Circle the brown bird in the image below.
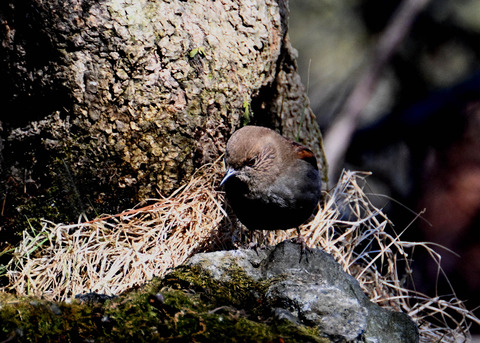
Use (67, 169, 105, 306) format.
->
(220, 126, 322, 246)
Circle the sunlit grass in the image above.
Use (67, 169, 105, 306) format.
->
(2, 159, 478, 342)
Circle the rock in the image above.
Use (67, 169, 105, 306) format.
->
(186, 240, 419, 343)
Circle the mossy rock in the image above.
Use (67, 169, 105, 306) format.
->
(0, 264, 329, 343)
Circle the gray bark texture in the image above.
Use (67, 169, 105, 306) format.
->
(0, 0, 326, 232)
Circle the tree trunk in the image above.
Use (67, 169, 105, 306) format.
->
(0, 0, 326, 234)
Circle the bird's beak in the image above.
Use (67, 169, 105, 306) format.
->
(220, 168, 236, 186)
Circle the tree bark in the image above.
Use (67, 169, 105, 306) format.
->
(0, 0, 326, 233)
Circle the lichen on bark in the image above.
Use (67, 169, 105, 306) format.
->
(0, 0, 326, 233)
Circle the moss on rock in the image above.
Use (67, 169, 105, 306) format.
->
(0, 264, 329, 342)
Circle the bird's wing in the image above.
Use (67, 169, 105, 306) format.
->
(290, 141, 318, 170)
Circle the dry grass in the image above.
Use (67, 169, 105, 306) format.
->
(1, 158, 478, 342)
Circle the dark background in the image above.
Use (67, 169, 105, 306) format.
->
(290, 0, 480, 330)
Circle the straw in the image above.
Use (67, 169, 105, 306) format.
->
(2, 159, 478, 342)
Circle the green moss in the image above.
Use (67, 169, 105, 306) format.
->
(189, 47, 206, 58)
(0, 265, 330, 342)
(162, 265, 270, 315)
(243, 99, 253, 125)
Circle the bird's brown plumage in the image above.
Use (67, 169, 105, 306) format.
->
(221, 126, 322, 231)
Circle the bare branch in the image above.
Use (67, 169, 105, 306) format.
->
(323, 0, 432, 183)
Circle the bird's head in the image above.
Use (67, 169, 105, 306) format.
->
(220, 126, 278, 188)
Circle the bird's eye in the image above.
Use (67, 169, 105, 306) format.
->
(246, 157, 256, 167)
